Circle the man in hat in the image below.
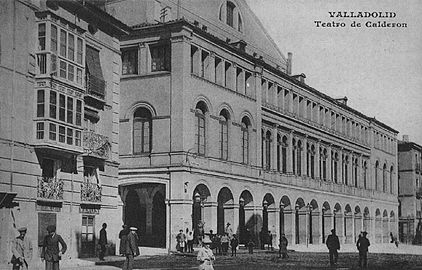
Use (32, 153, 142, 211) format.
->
(122, 227, 140, 270)
(119, 225, 129, 256)
(356, 231, 370, 268)
(41, 225, 67, 270)
(224, 223, 233, 240)
(326, 229, 340, 266)
(11, 227, 33, 270)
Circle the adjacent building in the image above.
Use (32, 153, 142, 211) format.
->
(107, 0, 399, 251)
(398, 137, 422, 244)
(0, 0, 129, 264)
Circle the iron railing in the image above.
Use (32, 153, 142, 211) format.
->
(37, 176, 64, 200)
(81, 181, 102, 202)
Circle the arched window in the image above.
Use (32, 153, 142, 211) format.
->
(310, 145, 315, 179)
(265, 131, 271, 170)
(354, 158, 358, 188)
(375, 161, 379, 190)
(195, 102, 208, 156)
(383, 163, 387, 192)
(390, 166, 394, 194)
(219, 109, 230, 160)
(226, 1, 235, 27)
(241, 117, 250, 164)
(363, 161, 367, 189)
(306, 143, 310, 177)
(322, 149, 327, 180)
(238, 13, 243, 32)
(333, 152, 338, 183)
(297, 140, 302, 176)
(282, 136, 288, 173)
(133, 107, 152, 154)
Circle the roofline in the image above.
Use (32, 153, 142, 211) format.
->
(127, 19, 399, 134)
(398, 141, 422, 151)
(53, 0, 131, 36)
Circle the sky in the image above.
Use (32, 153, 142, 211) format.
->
(246, 0, 422, 145)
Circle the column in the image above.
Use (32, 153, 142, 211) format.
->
(139, 42, 147, 74)
(302, 136, 308, 177)
(203, 201, 218, 234)
(334, 211, 344, 243)
(327, 145, 332, 182)
(284, 209, 295, 245)
(244, 205, 256, 241)
(311, 210, 320, 244)
(354, 214, 362, 243)
(319, 209, 324, 244)
(268, 206, 280, 248)
(315, 140, 321, 180)
(344, 212, 354, 244)
(209, 52, 215, 83)
(272, 125, 278, 171)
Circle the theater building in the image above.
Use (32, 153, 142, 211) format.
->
(110, 0, 399, 250)
(398, 137, 422, 244)
(0, 0, 129, 263)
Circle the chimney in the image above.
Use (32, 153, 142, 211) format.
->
(402, 135, 409, 142)
(287, 52, 292, 75)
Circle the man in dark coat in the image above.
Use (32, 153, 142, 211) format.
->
(278, 233, 289, 259)
(99, 223, 107, 261)
(119, 225, 129, 256)
(41, 225, 67, 270)
(122, 227, 140, 270)
(326, 229, 340, 266)
(356, 231, 370, 268)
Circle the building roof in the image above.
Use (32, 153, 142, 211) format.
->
(398, 141, 422, 152)
(127, 19, 399, 134)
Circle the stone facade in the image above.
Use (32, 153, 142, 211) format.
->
(110, 0, 399, 251)
(0, 0, 129, 264)
(398, 139, 422, 244)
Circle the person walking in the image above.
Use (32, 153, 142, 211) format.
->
(230, 234, 238, 257)
(357, 231, 370, 268)
(220, 233, 229, 255)
(119, 225, 129, 256)
(122, 227, 140, 270)
(278, 233, 289, 259)
(99, 223, 108, 261)
(41, 225, 67, 270)
(11, 227, 33, 270)
(197, 241, 215, 270)
(326, 229, 340, 267)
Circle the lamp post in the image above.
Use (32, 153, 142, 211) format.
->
(239, 197, 245, 244)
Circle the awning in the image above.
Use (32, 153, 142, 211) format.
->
(86, 46, 104, 80)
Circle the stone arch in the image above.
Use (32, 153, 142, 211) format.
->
(193, 95, 213, 115)
(239, 190, 255, 244)
(322, 201, 331, 243)
(217, 102, 235, 122)
(354, 205, 363, 242)
(239, 110, 255, 129)
(382, 209, 389, 243)
(294, 197, 306, 244)
(124, 100, 157, 119)
(262, 193, 276, 248)
(344, 204, 353, 243)
(375, 208, 382, 243)
(309, 199, 319, 244)
(192, 183, 212, 241)
(333, 203, 342, 239)
(217, 187, 234, 235)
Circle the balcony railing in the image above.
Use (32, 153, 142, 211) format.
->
(37, 176, 64, 200)
(83, 131, 110, 160)
(86, 74, 106, 100)
(81, 182, 102, 202)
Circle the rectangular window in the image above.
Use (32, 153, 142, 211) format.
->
(67, 128, 73, 145)
(60, 29, 67, 57)
(76, 100, 82, 126)
(196, 115, 206, 155)
(226, 3, 234, 27)
(38, 23, 46, 50)
(76, 38, 83, 65)
(50, 54, 57, 75)
(75, 130, 81, 146)
(49, 91, 57, 119)
(36, 122, 44, 139)
(68, 33, 75, 61)
(122, 48, 138, 75)
(67, 97, 73, 124)
(59, 126, 65, 143)
(76, 68, 82, 85)
(49, 123, 56, 141)
(59, 94, 65, 121)
(37, 90, 45, 117)
(68, 64, 74, 81)
(201, 50, 209, 78)
(59, 61, 67, 78)
(150, 45, 170, 72)
(51, 25, 58, 53)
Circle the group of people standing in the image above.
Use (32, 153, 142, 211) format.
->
(176, 228, 195, 253)
(326, 229, 371, 268)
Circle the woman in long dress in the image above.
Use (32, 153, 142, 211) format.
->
(197, 241, 215, 270)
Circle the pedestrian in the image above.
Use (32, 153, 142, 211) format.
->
(247, 237, 254, 254)
(41, 225, 67, 270)
(230, 234, 238, 257)
(197, 240, 215, 270)
(225, 223, 233, 240)
(259, 228, 265, 249)
(326, 229, 340, 267)
(11, 227, 33, 270)
(267, 231, 273, 250)
(176, 229, 186, 252)
(99, 223, 107, 261)
(122, 227, 140, 270)
(390, 232, 399, 248)
(187, 229, 194, 253)
(119, 225, 129, 256)
(278, 233, 289, 259)
(220, 233, 229, 255)
(357, 231, 370, 268)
